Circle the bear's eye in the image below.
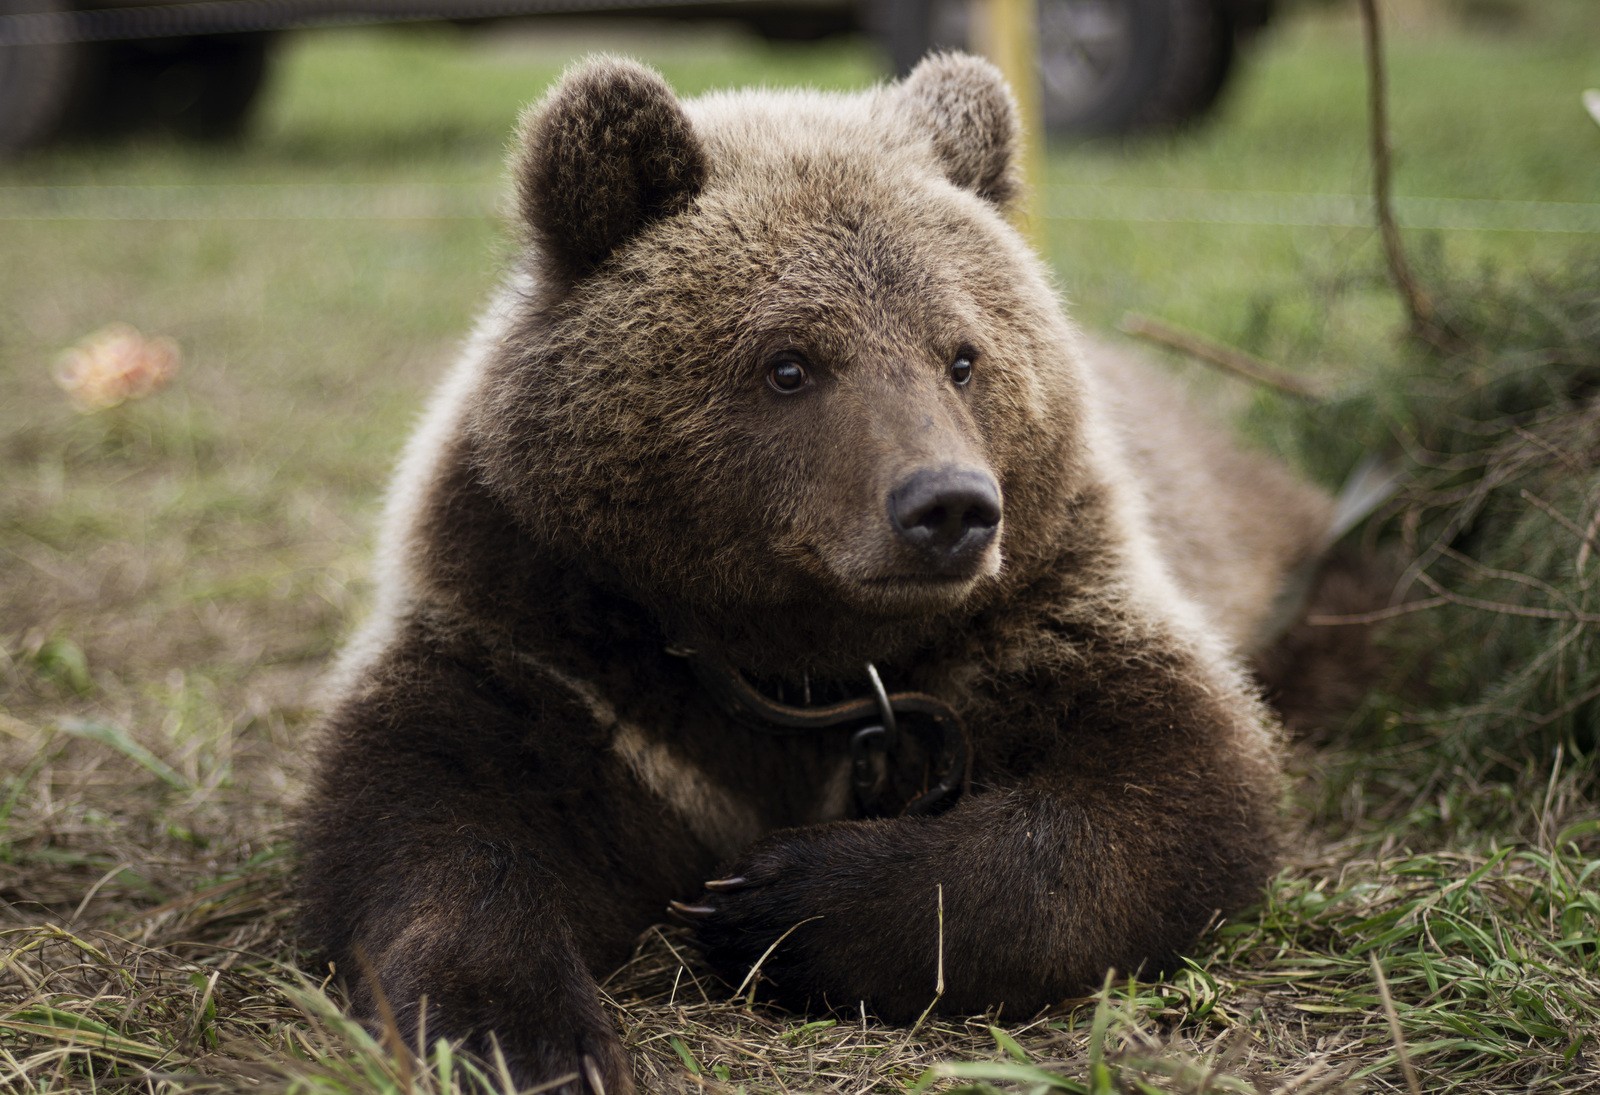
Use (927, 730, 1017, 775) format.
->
(767, 354, 810, 394)
(950, 349, 976, 386)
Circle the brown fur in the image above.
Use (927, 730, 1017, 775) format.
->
(297, 54, 1334, 1094)
(1253, 549, 1394, 737)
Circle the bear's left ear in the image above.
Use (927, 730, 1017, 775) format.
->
(897, 52, 1020, 208)
(514, 57, 708, 284)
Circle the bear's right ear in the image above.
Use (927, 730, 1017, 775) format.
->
(513, 58, 708, 285)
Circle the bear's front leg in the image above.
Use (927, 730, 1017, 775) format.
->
(688, 629, 1282, 1021)
(334, 836, 637, 1094)
(298, 634, 721, 1093)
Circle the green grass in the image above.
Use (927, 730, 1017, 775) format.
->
(3, 2, 1599, 1091)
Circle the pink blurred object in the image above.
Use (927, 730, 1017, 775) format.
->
(55, 324, 181, 412)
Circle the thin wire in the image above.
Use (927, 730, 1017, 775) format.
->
(3, 181, 1596, 231)
(1043, 185, 1600, 235)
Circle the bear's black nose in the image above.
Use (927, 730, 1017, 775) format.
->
(888, 467, 1002, 567)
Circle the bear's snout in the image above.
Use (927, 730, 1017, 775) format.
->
(887, 466, 1002, 573)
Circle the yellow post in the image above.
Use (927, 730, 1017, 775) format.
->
(975, 0, 1044, 249)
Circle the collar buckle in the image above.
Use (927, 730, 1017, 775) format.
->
(676, 649, 969, 817)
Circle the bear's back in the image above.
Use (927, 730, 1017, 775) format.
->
(1084, 335, 1333, 654)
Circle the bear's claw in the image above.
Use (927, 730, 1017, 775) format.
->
(667, 900, 717, 920)
(703, 876, 749, 891)
(581, 1053, 608, 1095)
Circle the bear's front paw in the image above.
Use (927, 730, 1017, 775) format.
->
(498, 1029, 632, 1095)
(362, 955, 635, 1095)
(672, 831, 827, 986)
(674, 823, 943, 1021)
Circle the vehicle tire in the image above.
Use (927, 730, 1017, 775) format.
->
(160, 34, 272, 141)
(913, 0, 1239, 139)
(746, 9, 857, 41)
(0, 0, 89, 153)
(76, 33, 272, 142)
(1035, 0, 1234, 136)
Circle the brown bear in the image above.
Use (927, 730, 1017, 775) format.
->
(296, 53, 1335, 1095)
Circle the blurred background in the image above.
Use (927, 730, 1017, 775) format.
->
(1, 0, 1283, 149)
(3, 3, 1600, 1090)
(0, 0, 1596, 764)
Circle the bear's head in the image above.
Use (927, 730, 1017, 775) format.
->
(468, 55, 1093, 662)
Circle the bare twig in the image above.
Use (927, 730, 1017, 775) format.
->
(1308, 596, 1449, 627)
(1578, 504, 1600, 574)
(1526, 679, 1600, 733)
(1119, 312, 1326, 400)
(1358, 0, 1460, 354)
(1436, 543, 1587, 619)
(1518, 489, 1598, 554)
(1415, 570, 1600, 624)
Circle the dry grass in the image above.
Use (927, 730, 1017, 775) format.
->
(3, 820, 1595, 1092)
